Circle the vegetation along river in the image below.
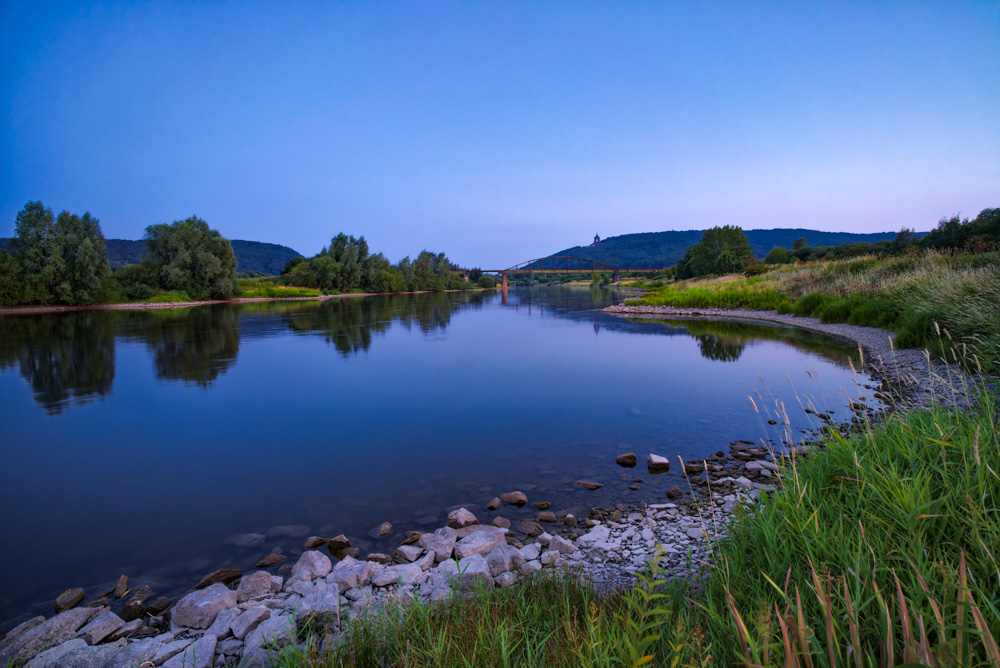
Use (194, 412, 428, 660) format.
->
(0, 286, 882, 631)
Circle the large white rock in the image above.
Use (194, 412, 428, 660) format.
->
(446, 508, 478, 528)
(173, 583, 237, 629)
(76, 610, 125, 645)
(237, 571, 275, 602)
(328, 560, 382, 593)
(454, 528, 507, 560)
(576, 525, 610, 548)
(456, 554, 493, 589)
(394, 544, 423, 562)
(417, 527, 457, 562)
(2, 607, 100, 665)
(290, 551, 332, 583)
(548, 536, 576, 555)
(372, 563, 427, 588)
(231, 606, 271, 641)
(163, 633, 216, 668)
(245, 614, 296, 651)
(519, 543, 541, 561)
(486, 544, 526, 577)
(647, 453, 670, 473)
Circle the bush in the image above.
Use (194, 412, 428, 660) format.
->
(477, 274, 496, 288)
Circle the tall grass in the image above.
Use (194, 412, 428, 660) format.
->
(632, 251, 1000, 371)
(236, 277, 323, 299)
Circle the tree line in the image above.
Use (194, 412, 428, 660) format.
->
(1, 201, 485, 307)
(675, 207, 998, 279)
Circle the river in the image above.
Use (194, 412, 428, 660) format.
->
(0, 286, 880, 630)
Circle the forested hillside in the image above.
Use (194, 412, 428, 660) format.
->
(0, 238, 302, 275)
(548, 228, 906, 268)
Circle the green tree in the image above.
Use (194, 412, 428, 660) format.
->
(0, 251, 24, 306)
(688, 225, 754, 276)
(477, 274, 496, 288)
(54, 211, 110, 304)
(792, 237, 808, 250)
(9, 201, 63, 303)
(144, 216, 237, 300)
(765, 246, 789, 264)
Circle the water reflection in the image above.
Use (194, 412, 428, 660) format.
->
(0, 313, 115, 414)
(0, 292, 498, 411)
(0, 292, 860, 413)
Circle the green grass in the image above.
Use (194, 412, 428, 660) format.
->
(269, 383, 1000, 666)
(236, 278, 323, 299)
(631, 251, 1000, 372)
(141, 290, 193, 303)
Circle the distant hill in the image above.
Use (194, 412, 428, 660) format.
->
(0, 238, 303, 275)
(545, 228, 907, 268)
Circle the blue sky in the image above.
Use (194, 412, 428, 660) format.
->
(2, 1, 998, 268)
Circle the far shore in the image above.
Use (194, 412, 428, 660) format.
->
(0, 287, 494, 317)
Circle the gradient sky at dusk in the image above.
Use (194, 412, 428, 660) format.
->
(3, 1, 998, 267)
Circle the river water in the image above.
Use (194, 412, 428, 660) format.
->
(0, 287, 879, 630)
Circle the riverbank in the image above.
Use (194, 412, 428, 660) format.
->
(603, 303, 979, 411)
(0, 288, 492, 317)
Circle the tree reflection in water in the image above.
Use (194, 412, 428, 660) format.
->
(0, 313, 115, 414)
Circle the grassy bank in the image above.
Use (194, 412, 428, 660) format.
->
(272, 386, 999, 666)
(629, 251, 1000, 373)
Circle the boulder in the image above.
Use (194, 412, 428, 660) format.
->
(245, 614, 296, 651)
(486, 497, 501, 511)
(2, 607, 99, 665)
(52, 588, 86, 613)
(195, 569, 241, 589)
(576, 480, 602, 490)
(500, 491, 527, 507)
(492, 517, 511, 529)
(683, 462, 705, 475)
(152, 639, 194, 665)
(563, 514, 578, 528)
(25, 638, 88, 668)
(76, 610, 125, 645)
(548, 536, 576, 555)
(439, 554, 492, 590)
(537, 511, 557, 523)
(237, 571, 274, 603)
(377, 522, 392, 536)
(415, 551, 436, 571)
(290, 550, 332, 582)
(665, 485, 684, 500)
(417, 527, 457, 562)
(514, 521, 543, 536)
(446, 508, 478, 529)
(577, 525, 611, 548)
(494, 572, 518, 587)
(204, 605, 240, 639)
(256, 553, 286, 568)
(303, 536, 328, 549)
(454, 528, 507, 560)
(327, 534, 352, 549)
(172, 583, 237, 629)
(163, 633, 215, 668)
(394, 544, 423, 562)
(533, 501, 550, 510)
(297, 586, 341, 622)
(486, 544, 526, 577)
(113, 575, 128, 599)
(647, 454, 670, 473)
(328, 560, 381, 593)
(105, 618, 143, 642)
(616, 453, 637, 467)
(519, 543, 542, 561)
(540, 550, 560, 566)
(372, 563, 426, 588)
(367, 552, 393, 565)
(231, 606, 271, 641)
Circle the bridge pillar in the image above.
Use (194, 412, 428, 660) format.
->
(501, 274, 508, 291)
(613, 271, 620, 283)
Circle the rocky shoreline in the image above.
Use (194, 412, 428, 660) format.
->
(1, 303, 972, 668)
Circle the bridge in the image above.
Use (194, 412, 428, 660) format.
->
(479, 256, 667, 290)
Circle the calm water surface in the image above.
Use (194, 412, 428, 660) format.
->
(0, 287, 879, 629)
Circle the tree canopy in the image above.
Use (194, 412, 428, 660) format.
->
(144, 216, 237, 300)
(3, 201, 111, 305)
(678, 225, 755, 278)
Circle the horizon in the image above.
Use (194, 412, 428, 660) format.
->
(3, 2, 997, 267)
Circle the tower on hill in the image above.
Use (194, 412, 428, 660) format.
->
(592, 233, 600, 246)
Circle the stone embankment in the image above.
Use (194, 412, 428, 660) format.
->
(2, 440, 799, 667)
(603, 303, 978, 410)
